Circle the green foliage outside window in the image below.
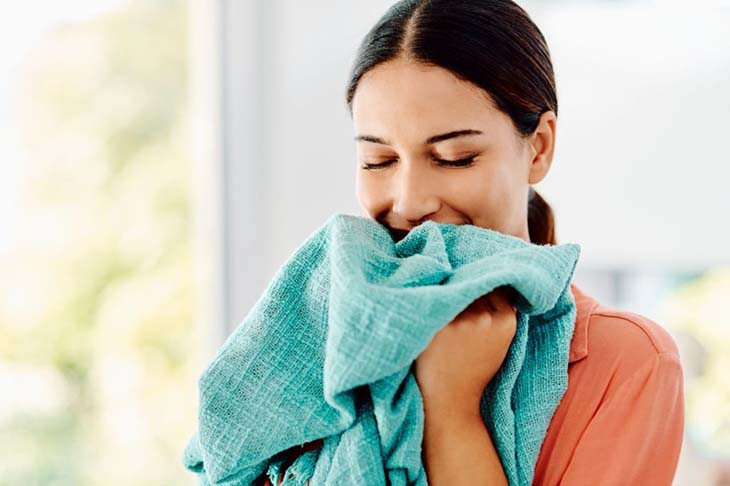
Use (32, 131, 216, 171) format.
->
(0, 1, 200, 484)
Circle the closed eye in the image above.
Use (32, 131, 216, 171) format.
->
(361, 155, 476, 170)
(437, 156, 476, 167)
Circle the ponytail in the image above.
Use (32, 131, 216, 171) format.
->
(527, 187, 556, 246)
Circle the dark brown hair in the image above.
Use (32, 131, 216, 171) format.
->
(345, 0, 558, 245)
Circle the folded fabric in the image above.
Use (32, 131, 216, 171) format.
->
(183, 213, 581, 486)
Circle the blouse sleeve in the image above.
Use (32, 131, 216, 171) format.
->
(559, 351, 685, 485)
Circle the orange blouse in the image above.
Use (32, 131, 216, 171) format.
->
(532, 283, 685, 485)
(263, 283, 685, 486)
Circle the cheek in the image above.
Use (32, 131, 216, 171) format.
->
(446, 165, 516, 222)
(446, 167, 502, 207)
(355, 173, 385, 214)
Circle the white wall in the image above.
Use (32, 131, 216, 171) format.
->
(532, 1, 730, 271)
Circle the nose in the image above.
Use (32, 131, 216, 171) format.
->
(391, 157, 440, 225)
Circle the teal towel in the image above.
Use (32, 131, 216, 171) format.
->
(183, 213, 581, 485)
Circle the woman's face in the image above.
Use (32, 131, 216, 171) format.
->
(351, 57, 556, 243)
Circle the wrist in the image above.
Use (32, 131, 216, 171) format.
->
(422, 399, 484, 432)
(421, 405, 507, 486)
(421, 395, 482, 424)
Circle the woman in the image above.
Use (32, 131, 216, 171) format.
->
(266, 0, 684, 484)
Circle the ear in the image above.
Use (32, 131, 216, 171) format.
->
(526, 111, 557, 185)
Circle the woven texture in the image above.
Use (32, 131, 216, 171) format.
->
(183, 213, 581, 485)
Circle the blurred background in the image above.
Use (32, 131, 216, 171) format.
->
(0, 0, 727, 484)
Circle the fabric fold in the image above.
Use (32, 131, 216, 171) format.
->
(183, 213, 581, 485)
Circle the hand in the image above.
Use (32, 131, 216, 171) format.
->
(413, 286, 518, 416)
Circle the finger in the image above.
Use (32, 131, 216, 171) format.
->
(477, 292, 497, 313)
(489, 286, 517, 312)
(463, 293, 495, 315)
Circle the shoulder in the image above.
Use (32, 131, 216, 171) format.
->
(589, 304, 680, 358)
(581, 303, 683, 385)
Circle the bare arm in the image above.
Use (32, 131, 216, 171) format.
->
(421, 406, 508, 486)
(415, 288, 516, 485)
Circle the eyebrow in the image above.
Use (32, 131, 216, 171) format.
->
(354, 129, 484, 146)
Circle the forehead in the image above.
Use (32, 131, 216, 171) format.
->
(351, 59, 506, 139)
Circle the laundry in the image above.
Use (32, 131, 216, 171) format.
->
(182, 213, 581, 486)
